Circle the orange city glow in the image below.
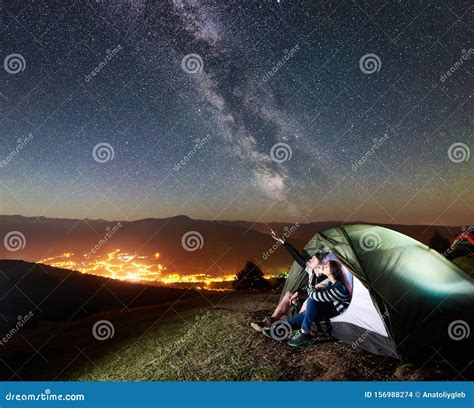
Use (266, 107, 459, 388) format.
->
(39, 250, 236, 287)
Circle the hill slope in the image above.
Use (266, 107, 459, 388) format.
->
(0, 260, 198, 330)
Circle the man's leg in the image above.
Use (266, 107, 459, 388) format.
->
(299, 298, 308, 313)
(271, 291, 293, 320)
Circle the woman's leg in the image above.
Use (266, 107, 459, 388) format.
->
(288, 311, 305, 329)
(300, 297, 319, 333)
(271, 291, 293, 320)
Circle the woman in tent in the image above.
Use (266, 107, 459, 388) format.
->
(284, 259, 351, 348)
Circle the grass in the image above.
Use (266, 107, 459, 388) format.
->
(3, 292, 471, 381)
(69, 307, 280, 381)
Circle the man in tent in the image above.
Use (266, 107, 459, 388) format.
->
(250, 231, 331, 332)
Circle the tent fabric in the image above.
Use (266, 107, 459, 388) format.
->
(331, 322, 399, 358)
(330, 274, 397, 357)
(281, 224, 474, 360)
(331, 275, 387, 336)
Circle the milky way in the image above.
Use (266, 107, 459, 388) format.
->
(1, 0, 472, 224)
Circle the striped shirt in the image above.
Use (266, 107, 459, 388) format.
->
(308, 281, 351, 313)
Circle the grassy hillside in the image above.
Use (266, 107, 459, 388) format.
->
(0, 260, 199, 329)
(3, 291, 471, 381)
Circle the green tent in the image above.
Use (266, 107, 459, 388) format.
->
(281, 224, 474, 361)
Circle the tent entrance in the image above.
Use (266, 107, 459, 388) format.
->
(330, 273, 399, 358)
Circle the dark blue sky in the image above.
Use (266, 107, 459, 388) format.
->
(1, 0, 472, 224)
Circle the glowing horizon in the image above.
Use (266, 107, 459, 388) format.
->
(39, 250, 240, 288)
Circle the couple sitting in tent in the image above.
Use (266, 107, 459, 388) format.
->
(251, 230, 353, 348)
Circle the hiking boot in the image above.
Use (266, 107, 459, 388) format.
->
(262, 320, 292, 341)
(287, 330, 316, 348)
(250, 317, 274, 332)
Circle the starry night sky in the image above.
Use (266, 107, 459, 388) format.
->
(1, 0, 473, 225)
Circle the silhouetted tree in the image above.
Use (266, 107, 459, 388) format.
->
(275, 270, 288, 289)
(429, 231, 450, 255)
(233, 261, 269, 290)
